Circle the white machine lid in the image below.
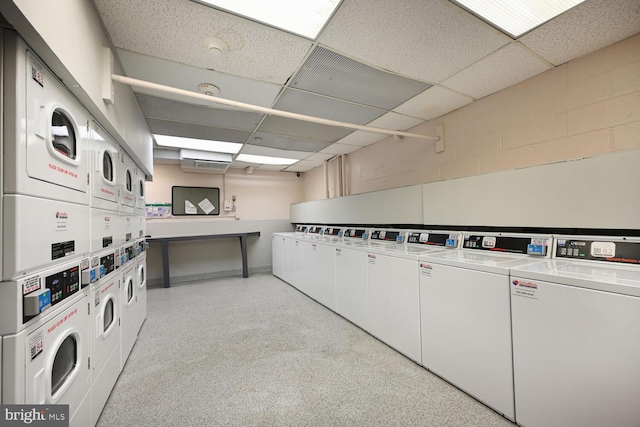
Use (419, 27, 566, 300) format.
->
(419, 250, 548, 275)
(511, 259, 640, 297)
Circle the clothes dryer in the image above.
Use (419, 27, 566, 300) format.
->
(2, 293, 92, 427)
(510, 236, 640, 427)
(366, 231, 460, 363)
(334, 228, 371, 331)
(418, 233, 552, 421)
(119, 152, 137, 211)
(133, 238, 147, 336)
(90, 122, 120, 212)
(120, 259, 138, 368)
(2, 31, 90, 206)
(89, 252, 120, 426)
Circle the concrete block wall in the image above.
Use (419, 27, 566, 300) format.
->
(305, 33, 640, 198)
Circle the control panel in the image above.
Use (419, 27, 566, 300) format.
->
(343, 228, 367, 239)
(407, 232, 458, 248)
(370, 230, 404, 243)
(463, 234, 550, 256)
(555, 238, 640, 264)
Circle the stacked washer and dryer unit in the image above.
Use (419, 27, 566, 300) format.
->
(0, 31, 147, 426)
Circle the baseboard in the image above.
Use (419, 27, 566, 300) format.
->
(148, 266, 273, 287)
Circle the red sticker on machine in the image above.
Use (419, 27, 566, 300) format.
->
(512, 279, 539, 299)
(419, 262, 433, 277)
(29, 331, 44, 361)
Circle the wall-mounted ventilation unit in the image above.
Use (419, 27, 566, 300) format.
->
(179, 149, 232, 174)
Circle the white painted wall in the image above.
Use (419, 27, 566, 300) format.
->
(0, 0, 153, 176)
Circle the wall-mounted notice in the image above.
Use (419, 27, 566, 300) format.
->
(172, 186, 220, 216)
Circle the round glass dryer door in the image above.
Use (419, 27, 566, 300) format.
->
(51, 335, 78, 395)
(51, 109, 77, 160)
(102, 150, 114, 183)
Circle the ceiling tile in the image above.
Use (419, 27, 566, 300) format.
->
(239, 144, 311, 160)
(320, 143, 362, 155)
(289, 46, 432, 109)
(393, 86, 474, 120)
(318, 0, 510, 83)
(94, 0, 312, 84)
(137, 94, 263, 130)
(441, 43, 552, 99)
(367, 112, 425, 131)
(117, 49, 282, 108)
(335, 130, 386, 147)
(305, 152, 336, 162)
(520, 0, 640, 66)
(274, 88, 386, 124)
(147, 118, 251, 143)
(257, 116, 353, 142)
(249, 132, 330, 152)
(283, 165, 314, 172)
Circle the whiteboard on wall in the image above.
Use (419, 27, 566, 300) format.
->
(291, 185, 423, 224)
(423, 150, 640, 230)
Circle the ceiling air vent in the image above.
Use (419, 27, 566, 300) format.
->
(180, 149, 232, 174)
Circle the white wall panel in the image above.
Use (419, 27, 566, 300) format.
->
(422, 150, 640, 229)
(291, 185, 423, 225)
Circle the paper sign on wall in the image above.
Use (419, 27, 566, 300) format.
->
(184, 200, 197, 214)
(198, 198, 216, 215)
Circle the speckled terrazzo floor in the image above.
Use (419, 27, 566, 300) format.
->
(97, 274, 516, 427)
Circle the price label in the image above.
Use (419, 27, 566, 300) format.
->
(591, 242, 615, 258)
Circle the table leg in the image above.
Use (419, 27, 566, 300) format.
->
(161, 240, 171, 287)
(240, 234, 249, 278)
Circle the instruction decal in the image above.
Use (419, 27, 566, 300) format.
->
(512, 279, 538, 299)
(185, 200, 197, 215)
(29, 331, 44, 361)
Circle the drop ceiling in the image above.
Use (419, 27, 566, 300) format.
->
(92, 0, 640, 173)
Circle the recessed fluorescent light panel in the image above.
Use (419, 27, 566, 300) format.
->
(236, 154, 298, 165)
(453, 0, 585, 38)
(154, 134, 242, 154)
(194, 0, 340, 39)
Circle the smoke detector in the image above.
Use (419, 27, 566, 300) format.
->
(204, 37, 229, 59)
(198, 83, 220, 97)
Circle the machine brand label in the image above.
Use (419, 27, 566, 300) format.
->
(512, 279, 539, 299)
(29, 331, 44, 361)
(23, 276, 41, 295)
(55, 211, 68, 219)
(368, 254, 376, 264)
(419, 262, 433, 277)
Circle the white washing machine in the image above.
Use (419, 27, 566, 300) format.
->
(272, 225, 306, 280)
(418, 232, 552, 421)
(2, 293, 92, 427)
(510, 235, 640, 427)
(89, 251, 121, 426)
(366, 230, 460, 363)
(301, 227, 343, 310)
(2, 31, 90, 206)
(120, 257, 138, 368)
(90, 121, 120, 212)
(0, 258, 95, 336)
(334, 227, 371, 331)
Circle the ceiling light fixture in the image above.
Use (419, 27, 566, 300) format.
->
(236, 153, 297, 165)
(154, 134, 242, 153)
(452, 0, 585, 38)
(193, 0, 340, 39)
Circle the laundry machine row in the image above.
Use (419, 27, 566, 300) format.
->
(1, 30, 148, 426)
